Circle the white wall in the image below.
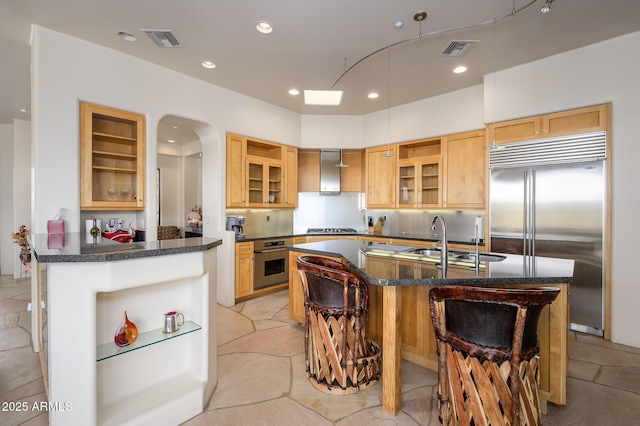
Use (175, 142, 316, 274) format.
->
(301, 85, 485, 150)
(157, 155, 183, 227)
(361, 85, 485, 147)
(483, 31, 640, 348)
(14, 119, 31, 278)
(300, 115, 363, 149)
(184, 156, 202, 215)
(1, 120, 31, 277)
(0, 124, 13, 275)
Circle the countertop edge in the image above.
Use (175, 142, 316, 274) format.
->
(240, 231, 484, 246)
(31, 236, 222, 263)
(288, 241, 573, 287)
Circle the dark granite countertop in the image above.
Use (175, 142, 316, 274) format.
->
(29, 233, 222, 263)
(289, 239, 574, 286)
(242, 230, 484, 246)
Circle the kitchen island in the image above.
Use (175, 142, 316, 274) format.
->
(288, 239, 574, 416)
(29, 233, 222, 426)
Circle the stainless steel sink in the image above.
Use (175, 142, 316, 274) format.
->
(402, 247, 507, 263)
(454, 253, 506, 262)
(404, 248, 443, 257)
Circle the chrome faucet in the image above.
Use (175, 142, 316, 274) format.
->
(431, 215, 448, 277)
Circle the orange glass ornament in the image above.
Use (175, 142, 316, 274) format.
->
(114, 310, 138, 347)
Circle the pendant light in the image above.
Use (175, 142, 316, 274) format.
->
(335, 149, 349, 168)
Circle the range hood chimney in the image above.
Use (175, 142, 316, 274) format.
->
(320, 150, 341, 194)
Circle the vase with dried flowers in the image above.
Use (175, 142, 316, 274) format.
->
(12, 225, 31, 270)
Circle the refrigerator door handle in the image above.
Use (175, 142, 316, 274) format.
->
(531, 169, 536, 275)
(523, 170, 528, 257)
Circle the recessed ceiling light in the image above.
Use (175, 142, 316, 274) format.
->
(453, 66, 468, 74)
(117, 31, 136, 42)
(201, 61, 216, 69)
(288, 89, 300, 96)
(167, 139, 175, 143)
(256, 21, 273, 34)
(304, 90, 343, 106)
(394, 20, 404, 29)
(368, 92, 379, 99)
(18, 107, 30, 113)
(172, 125, 178, 129)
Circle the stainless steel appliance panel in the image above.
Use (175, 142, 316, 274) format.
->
(253, 238, 292, 290)
(490, 161, 605, 335)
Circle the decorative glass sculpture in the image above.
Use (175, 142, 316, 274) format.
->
(114, 310, 138, 347)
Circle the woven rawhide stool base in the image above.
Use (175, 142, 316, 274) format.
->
(429, 286, 560, 426)
(306, 310, 381, 394)
(440, 345, 541, 425)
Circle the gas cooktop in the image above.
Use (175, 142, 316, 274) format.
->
(306, 228, 358, 234)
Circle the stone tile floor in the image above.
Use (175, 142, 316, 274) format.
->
(2, 274, 640, 425)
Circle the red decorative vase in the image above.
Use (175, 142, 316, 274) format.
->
(114, 311, 138, 347)
(19, 249, 31, 264)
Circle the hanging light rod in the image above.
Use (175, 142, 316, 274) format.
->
(330, 0, 539, 90)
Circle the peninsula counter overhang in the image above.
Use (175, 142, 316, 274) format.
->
(29, 233, 222, 263)
(288, 239, 575, 286)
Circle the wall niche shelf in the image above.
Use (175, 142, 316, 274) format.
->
(97, 321, 201, 362)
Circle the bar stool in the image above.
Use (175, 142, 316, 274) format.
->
(157, 225, 181, 240)
(429, 286, 560, 426)
(296, 256, 381, 394)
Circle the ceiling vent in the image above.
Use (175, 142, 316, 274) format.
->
(440, 40, 478, 57)
(142, 30, 182, 48)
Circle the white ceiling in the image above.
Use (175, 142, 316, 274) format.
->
(2, 0, 640, 126)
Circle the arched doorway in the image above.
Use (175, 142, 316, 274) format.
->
(157, 115, 203, 237)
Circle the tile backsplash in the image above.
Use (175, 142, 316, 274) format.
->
(230, 192, 485, 243)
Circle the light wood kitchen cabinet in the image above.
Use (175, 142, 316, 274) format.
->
(542, 104, 609, 137)
(389, 239, 437, 248)
(442, 130, 486, 209)
(284, 146, 298, 208)
(297, 150, 320, 192)
(396, 139, 442, 209)
(226, 133, 297, 208)
(292, 236, 307, 245)
(487, 116, 542, 145)
(358, 236, 390, 245)
(226, 134, 247, 207)
(247, 157, 283, 207)
(80, 102, 145, 210)
(365, 145, 397, 208)
(396, 260, 438, 367)
(305, 235, 357, 243)
(340, 150, 365, 192)
(448, 242, 488, 253)
(235, 241, 254, 299)
(362, 255, 395, 343)
(487, 104, 610, 145)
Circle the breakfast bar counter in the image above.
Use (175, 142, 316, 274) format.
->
(288, 239, 574, 415)
(30, 233, 222, 426)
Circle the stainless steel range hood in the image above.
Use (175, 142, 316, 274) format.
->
(320, 150, 341, 194)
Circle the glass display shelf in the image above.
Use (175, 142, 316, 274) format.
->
(97, 320, 201, 362)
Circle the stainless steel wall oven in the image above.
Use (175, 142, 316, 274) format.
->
(253, 238, 292, 290)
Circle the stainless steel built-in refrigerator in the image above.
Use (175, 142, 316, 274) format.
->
(489, 131, 607, 336)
